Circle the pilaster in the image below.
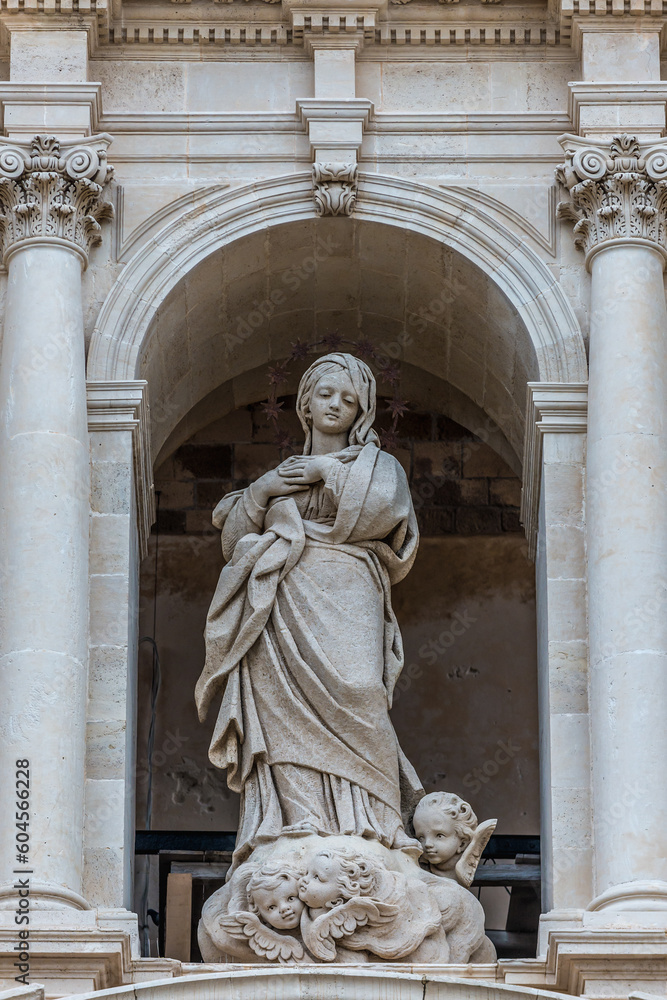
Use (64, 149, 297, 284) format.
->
(561, 11, 667, 140)
(85, 381, 154, 912)
(521, 385, 591, 952)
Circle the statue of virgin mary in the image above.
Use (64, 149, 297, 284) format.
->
(195, 353, 423, 869)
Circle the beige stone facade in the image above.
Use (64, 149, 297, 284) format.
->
(0, 0, 666, 996)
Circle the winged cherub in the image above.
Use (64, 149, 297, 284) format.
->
(412, 791, 497, 888)
(216, 861, 306, 963)
(297, 847, 399, 961)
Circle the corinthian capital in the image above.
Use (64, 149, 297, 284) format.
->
(557, 133, 667, 265)
(0, 133, 114, 265)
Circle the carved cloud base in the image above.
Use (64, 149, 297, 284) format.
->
(197, 834, 495, 965)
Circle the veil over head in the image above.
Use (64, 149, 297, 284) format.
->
(296, 352, 381, 454)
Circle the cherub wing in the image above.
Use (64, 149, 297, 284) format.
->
(218, 910, 304, 963)
(455, 818, 497, 888)
(303, 897, 399, 962)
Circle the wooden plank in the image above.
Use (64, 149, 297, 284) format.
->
(473, 863, 541, 886)
(171, 862, 230, 879)
(164, 872, 193, 962)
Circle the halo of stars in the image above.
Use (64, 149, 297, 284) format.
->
(261, 335, 409, 454)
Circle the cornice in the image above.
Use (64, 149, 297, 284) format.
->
(91, 0, 568, 52)
(0, 6, 111, 53)
(568, 81, 667, 136)
(95, 111, 571, 134)
(99, 20, 565, 51)
(0, 82, 103, 138)
(521, 382, 588, 561)
(5, 0, 667, 55)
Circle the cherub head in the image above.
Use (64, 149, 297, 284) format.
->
(246, 861, 305, 931)
(298, 847, 376, 911)
(412, 791, 478, 870)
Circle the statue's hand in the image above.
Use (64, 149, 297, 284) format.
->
(251, 467, 309, 507)
(279, 455, 337, 485)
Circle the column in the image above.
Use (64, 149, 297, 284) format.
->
(558, 134, 667, 918)
(0, 134, 114, 910)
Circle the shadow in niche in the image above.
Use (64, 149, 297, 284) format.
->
(135, 390, 540, 963)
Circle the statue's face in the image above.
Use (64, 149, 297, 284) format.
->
(413, 806, 462, 866)
(298, 855, 343, 909)
(309, 370, 359, 437)
(250, 876, 304, 930)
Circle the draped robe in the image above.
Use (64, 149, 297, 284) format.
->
(195, 443, 423, 866)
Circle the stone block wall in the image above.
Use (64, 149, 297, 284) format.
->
(153, 398, 522, 538)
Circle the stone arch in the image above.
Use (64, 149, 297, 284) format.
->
(88, 173, 587, 461)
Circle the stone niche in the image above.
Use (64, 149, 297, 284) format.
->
(135, 394, 538, 945)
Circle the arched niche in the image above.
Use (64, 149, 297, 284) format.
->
(87, 172, 588, 465)
(87, 173, 587, 949)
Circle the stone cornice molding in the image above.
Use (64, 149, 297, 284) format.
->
(521, 382, 588, 560)
(557, 133, 667, 268)
(87, 380, 155, 559)
(99, 19, 563, 51)
(297, 98, 373, 129)
(0, 82, 103, 138)
(559, 4, 667, 45)
(567, 82, 667, 139)
(0, 133, 114, 267)
(0, 8, 111, 52)
(298, 98, 372, 160)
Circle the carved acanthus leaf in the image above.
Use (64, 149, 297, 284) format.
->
(0, 134, 114, 261)
(556, 133, 667, 259)
(312, 162, 358, 217)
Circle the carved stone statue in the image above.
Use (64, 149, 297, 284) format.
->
(196, 353, 496, 965)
